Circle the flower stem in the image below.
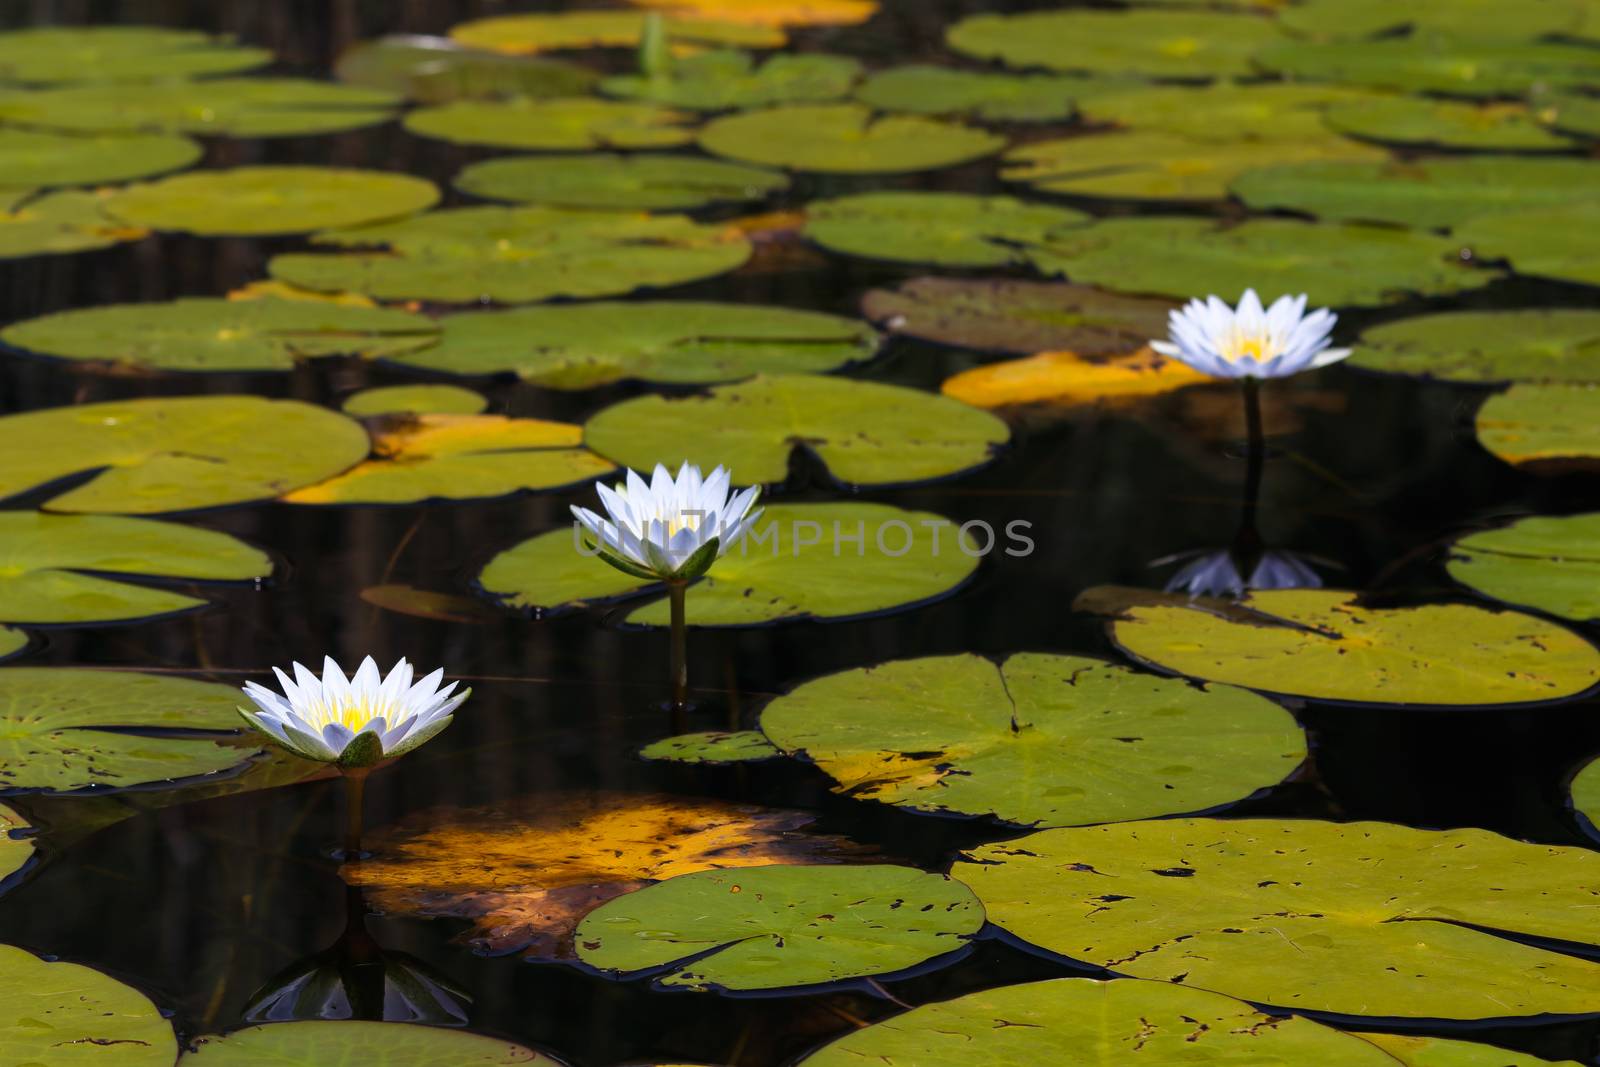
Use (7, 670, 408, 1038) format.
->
(667, 579, 689, 716)
(342, 767, 369, 861)
(1234, 378, 1266, 567)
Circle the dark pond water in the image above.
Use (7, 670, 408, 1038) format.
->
(3, 1, 1600, 1064)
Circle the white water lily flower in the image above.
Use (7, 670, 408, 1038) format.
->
(240, 656, 467, 768)
(572, 462, 762, 581)
(1150, 289, 1351, 379)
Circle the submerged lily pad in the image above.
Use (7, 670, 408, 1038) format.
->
(1325, 98, 1576, 152)
(943, 348, 1210, 409)
(804, 192, 1088, 268)
(0, 944, 175, 1065)
(455, 153, 787, 210)
(449, 12, 785, 54)
(1279, 0, 1588, 41)
(1450, 514, 1600, 621)
(0, 395, 370, 514)
(393, 302, 874, 389)
(405, 97, 695, 150)
(1094, 587, 1600, 705)
(270, 206, 751, 305)
(0, 127, 199, 187)
(0, 188, 146, 259)
(0, 804, 29, 884)
(854, 66, 1095, 123)
(1456, 204, 1600, 288)
(183, 1021, 554, 1065)
(0, 512, 271, 625)
(640, 730, 780, 764)
(283, 414, 613, 505)
(2, 297, 439, 372)
(1079, 82, 1380, 141)
(1353, 310, 1600, 383)
(1255, 38, 1600, 99)
(603, 50, 860, 111)
(575, 864, 983, 991)
(1475, 384, 1600, 467)
(0, 26, 269, 85)
(760, 653, 1302, 827)
(481, 501, 979, 626)
(336, 34, 598, 103)
(965, 818, 1600, 1019)
(700, 103, 1004, 174)
(343, 385, 487, 417)
(103, 166, 439, 236)
(0, 668, 252, 793)
(585, 374, 1008, 487)
(1029, 217, 1496, 306)
(947, 10, 1283, 79)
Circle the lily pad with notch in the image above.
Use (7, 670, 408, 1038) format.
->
(1449, 513, 1600, 621)
(0, 127, 200, 188)
(1475, 383, 1600, 468)
(404, 97, 696, 150)
(699, 103, 1004, 174)
(947, 10, 1284, 79)
(1352, 309, 1600, 383)
(1456, 204, 1600, 288)
(0, 943, 175, 1065)
(854, 66, 1101, 123)
(449, 11, 785, 54)
(335, 34, 598, 103)
(804, 192, 1089, 268)
(0, 25, 269, 85)
(0, 187, 147, 259)
(603, 50, 860, 111)
(455, 153, 787, 211)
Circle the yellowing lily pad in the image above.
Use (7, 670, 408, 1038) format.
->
(0, 944, 175, 1065)
(283, 414, 614, 505)
(449, 12, 784, 54)
(404, 97, 695, 150)
(947, 10, 1283, 79)
(964, 818, 1600, 1019)
(390, 301, 875, 388)
(103, 166, 439, 236)
(943, 348, 1210, 409)
(624, 0, 877, 28)
(574, 864, 983, 991)
(760, 653, 1302, 827)
(1094, 587, 1600, 706)
(804, 192, 1088, 268)
(335, 34, 598, 103)
(585, 374, 1008, 487)
(1255, 38, 1600, 99)
(1475, 384, 1600, 467)
(182, 1021, 554, 1065)
(1326, 98, 1576, 152)
(0, 395, 370, 514)
(604, 51, 859, 111)
(640, 730, 780, 763)
(269, 205, 751, 305)
(455, 153, 787, 210)
(1456, 204, 1600, 288)
(1353, 310, 1600, 383)
(0, 26, 269, 84)
(1449, 513, 1600, 621)
(1279, 0, 1588, 41)
(855, 66, 1098, 123)
(0, 512, 271, 625)
(342, 384, 487, 417)
(2, 296, 439, 373)
(0, 127, 199, 187)
(699, 103, 1004, 174)
(0, 187, 146, 259)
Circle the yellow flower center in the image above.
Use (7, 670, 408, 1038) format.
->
(1223, 331, 1274, 364)
(304, 696, 395, 732)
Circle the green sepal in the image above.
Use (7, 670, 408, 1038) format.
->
(337, 730, 385, 770)
(674, 535, 720, 581)
(590, 542, 667, 582)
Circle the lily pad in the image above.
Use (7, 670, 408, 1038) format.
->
(103, 166, 440, 237)
(1325, 98, 1576, 152)
(0, 187, 147, 259)
(1352, 310, 1600, 383)
(804, 192, 1089, 268)
(182, 1021, 554, 1065)
(1456, 204, 1600, 287)
(389, 301, 875, 388)
(1537, 92, 1600, 139)
(624, 0, 877, 27)
(1573, 755, 1600, 832)
(603, 50, 859, 111)
(1231, 157, 1600, 230)
(335, 34, 599, 103)
(0, 79, 401, 138)
(0, 512, 271, 625)
(0, 26, 269, 85)
(269, 205, 751, 305)
(854, 66, 1097, 123)
(1354, 1032, 1580, 1067)
(1255, 38, 1600, 99)
(0, 804, 31, 884)
(640, 730, 780, 764)
(863, 278, 1174, 356)
(455, 153, 787, 210)
(283, 414, 614, 505)
(0, 395, 370, 514)
(585, 374, 1008, 487)
(1079, 82, 1381, 141)
(0, 944, 175, 1065)
(0, 667, 253, 793)
(449, 12, 785, 54)
(760, 653, 1302, 827)
(943, 348, 1210, 409)
(0, 630, 22, 661)
(404, 98, 695, 150)
(343, 385, 487, 417)
(1028, 217, 1497, 306)
(1093, 587, 1600, 705)
(2, 296, 439, 373)
(1279, 0, 1589, 41)
(699, 103, 1004, 174)
(1449, 514, 1600, 621)
(480, 501, 980, 626)
(964, 817, 1600, 1018)
(574, 864, 983, 991)
(0, 127, 199, 188)
(947, 10, 1283, 79)
(1475, 384, 1600, 467)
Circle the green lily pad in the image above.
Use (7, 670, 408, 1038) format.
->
(1352, 310, 1600, 383)
(699, 103, 1004, 174)
(0, 803, 29, 884)
(1093, 587, 1600, 705)
(270, 205, 751, 305)
(804, 192, 1089, 268)
(335, 34, 598, 103)
(1355, 1032, 1581, 1067)
(0, 667, 253, 793)
(480, 501, 979, 626)
(1029, 217, 1497, 306)
(449, 11, 785, 54)
(0, 79, 401, 138)
(854, 66, 1101, 122)
(1255, 38, 1600, 99)
(390, 301, 875, 389)
(1080, 81, 1381, 141)
(0, 630, 23, 662)
(1231, 157, 1600, 230)
(603, 50, 860, 111)
(574, 864, 983, 991)
(182, 1021, 556, 1065)
(759, 653, 1303, 827)
(947, 10, 1283, 79)
(404, 97, 695, 150)
(1573, 754, 1600, 832)
(585, 374, 1009, 487)
(103, 166, 439, 237)
(0, 187, 147, 259)
(861, 277, 1173, 357)
(1279, 0, 1589, 41)
(2, 296, 439, 372)
(0, 512, 271, 625)
(1476, 384, 1600, 468)
(1537, 92, 1600, 139)
(1326, 98, 1576, 152)
(964, 817, 1600, 1019)
(1449, 514, 1600, 621)
(640, 730, 781, 764)
(1456, 204, 1600, 287)
(0, 127, 199, 187)
(343, 384, 487, 417)
(0, 26, 269, 85)
(0, 943, 175, 1064)
(455, 153, 787, 210)
(0, 395, 370, 514)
